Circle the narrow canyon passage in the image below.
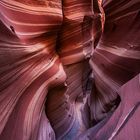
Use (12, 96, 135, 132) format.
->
(0, 0, 140, 140)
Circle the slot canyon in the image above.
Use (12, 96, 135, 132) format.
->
(0, 0, 140, 140)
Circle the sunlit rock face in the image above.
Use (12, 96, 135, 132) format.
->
(0, 0, 140, 140)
